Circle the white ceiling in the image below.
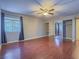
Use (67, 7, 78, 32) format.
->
(0, 0, 79, 17)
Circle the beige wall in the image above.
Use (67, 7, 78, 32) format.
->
(76, 19, 79, 40)
(23, 16, 47, 40)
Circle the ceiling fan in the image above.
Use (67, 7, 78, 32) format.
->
(29, 0, 75, 16)
(28, 0, 55, 16)
(39, 8, 54, 15)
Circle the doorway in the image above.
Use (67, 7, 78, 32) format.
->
(45, 23, 49, 36)
(55, 23, 61, 36)
(63, 20, 72, 40)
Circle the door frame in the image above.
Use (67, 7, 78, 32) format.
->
(63, 19, 72, 40)
(45, 23, 49, 36)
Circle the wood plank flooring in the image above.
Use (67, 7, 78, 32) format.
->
(0, 36, 79, 59)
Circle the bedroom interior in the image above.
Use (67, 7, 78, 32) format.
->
(0, 0, 79, 59)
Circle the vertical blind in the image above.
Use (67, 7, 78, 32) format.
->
(5, 17, 21, 32)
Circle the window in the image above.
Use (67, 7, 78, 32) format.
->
(5, 17, 21, 32)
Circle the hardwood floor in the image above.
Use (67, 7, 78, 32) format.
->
(0, 36, 79, 59)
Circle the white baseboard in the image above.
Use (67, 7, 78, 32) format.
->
(24, 35, 48, 41)
(66, 37, 72, 39)
(2, 35, 48, 45)
(7, 40, 19, 44)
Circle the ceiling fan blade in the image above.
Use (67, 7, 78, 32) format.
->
(40, 8, 45, 11)
(49, 9, 54, 12)
(49, 13, 54, 15)
(33, 0, 42, 7)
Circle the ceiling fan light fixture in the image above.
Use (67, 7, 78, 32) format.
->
(43, 12, 49, 16)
